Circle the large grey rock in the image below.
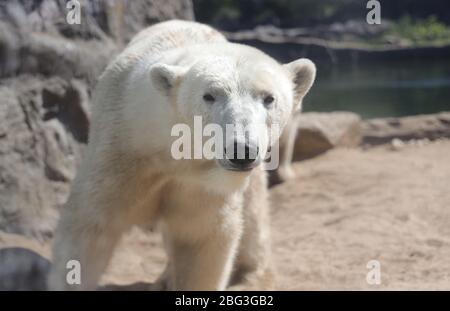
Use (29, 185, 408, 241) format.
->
(293, 112, 362, 160)
(362, 112, 450, 145)
(0, 231, 51, 290)
(0, 0, 194, 81)
(0, 247, 51, 291)
(0, 76, 88, 238)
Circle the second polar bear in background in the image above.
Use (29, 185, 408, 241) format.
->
(48, 20, 316, 290)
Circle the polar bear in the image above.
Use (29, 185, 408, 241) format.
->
(48, 20, 316, 291)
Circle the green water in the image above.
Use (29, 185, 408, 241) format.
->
(303, 59, 450, 119)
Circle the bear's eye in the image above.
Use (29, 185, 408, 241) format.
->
(203, 93, 215, 103)
(263, 95, 275, 108)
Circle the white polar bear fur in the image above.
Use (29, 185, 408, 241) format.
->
(48, 20, 316, 291)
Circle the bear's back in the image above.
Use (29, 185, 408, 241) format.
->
(130, 20, 226, 52)
(112, 20, 227, 71)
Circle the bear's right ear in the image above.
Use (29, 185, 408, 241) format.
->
(150, 63, 186, 95)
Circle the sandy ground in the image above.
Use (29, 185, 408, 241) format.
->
(1, 139, 450, 290)
(270, 139, 450, 290)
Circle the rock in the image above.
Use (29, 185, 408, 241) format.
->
(0, 0, 194, 82)
(43, 119, 77, 182)
(0, 247, 51, 291)
(362, 112, 450, 145)
(0, 76, 85, 238)
(0, 231, 51, 291)
(293, 112, 362, 160)
(390, 138, 406, 151)
(120, 0, 195, 42)
(42, 77, 91, 143)
(0, 1, 110, 81)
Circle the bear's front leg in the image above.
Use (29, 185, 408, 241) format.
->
(161, 191, 243, 290)
(48, 198, 128, 290)
(231, 167, 275, 290)
(48, 159, 153, 290)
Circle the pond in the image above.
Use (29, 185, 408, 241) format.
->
(303, 58, 450, 119)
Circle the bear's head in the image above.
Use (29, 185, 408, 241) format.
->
(150, 44, 316, 174)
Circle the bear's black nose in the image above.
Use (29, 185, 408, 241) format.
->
(225, 141, 259, 170)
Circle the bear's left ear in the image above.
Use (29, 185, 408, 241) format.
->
(150, 63, 186, 95)
(283, 58, 316, 110)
